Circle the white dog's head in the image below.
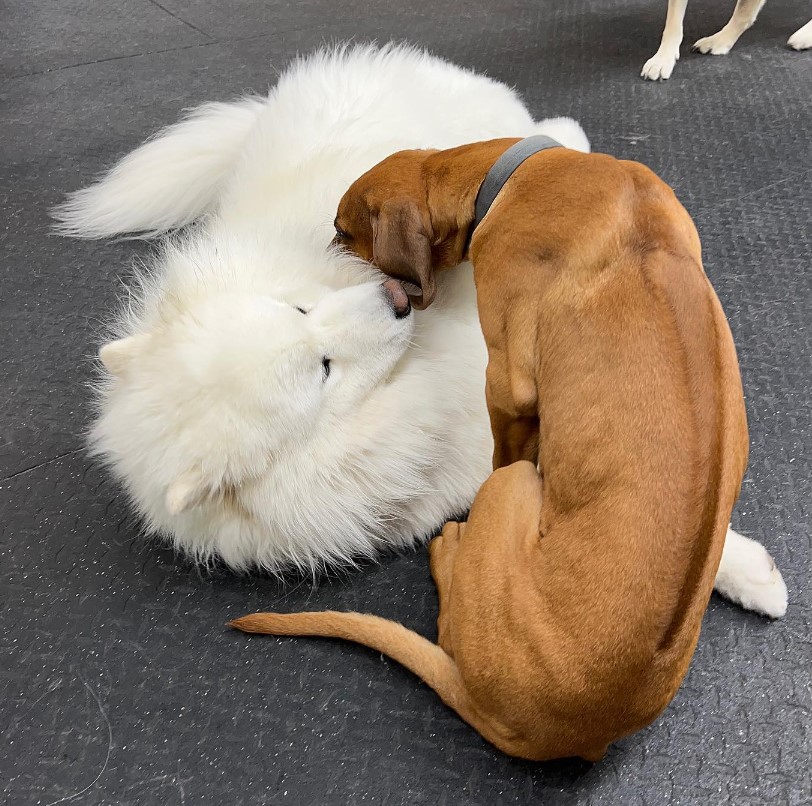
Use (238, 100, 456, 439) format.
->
(92, 233, 414, 565)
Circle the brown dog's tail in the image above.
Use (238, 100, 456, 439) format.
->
(229, 611, 473, 718)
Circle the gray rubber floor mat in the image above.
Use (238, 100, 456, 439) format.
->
(2, 1, 809, 804)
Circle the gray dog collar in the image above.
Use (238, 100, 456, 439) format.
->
(472, 135, 563, 233)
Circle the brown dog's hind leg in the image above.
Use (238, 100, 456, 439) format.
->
(446, 461, 570, 760)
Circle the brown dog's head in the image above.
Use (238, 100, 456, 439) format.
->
(333, 150, 469, 309)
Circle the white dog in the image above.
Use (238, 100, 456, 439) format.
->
(643, 0, 812, 80)
(55, 45, 786, 617)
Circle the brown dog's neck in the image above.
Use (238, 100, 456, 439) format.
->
(424, 138, 524, 247)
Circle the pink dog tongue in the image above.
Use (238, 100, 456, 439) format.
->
(382, 278, 411, 315)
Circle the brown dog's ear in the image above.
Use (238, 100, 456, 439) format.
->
(372, 198, 436, 309)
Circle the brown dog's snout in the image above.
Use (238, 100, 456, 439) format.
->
(381, 279, 412, 319)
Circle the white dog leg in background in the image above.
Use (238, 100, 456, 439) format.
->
(693, 0, 766, 55)
(714, 527, 788, 618)
(642, 0, 690, 80)
(788, 17, 812, 49)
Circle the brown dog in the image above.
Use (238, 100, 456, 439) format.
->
(230, 140, 749, 762)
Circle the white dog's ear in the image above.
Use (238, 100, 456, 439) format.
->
(98, 335, 149, 376)
(165, 470, 209, 515)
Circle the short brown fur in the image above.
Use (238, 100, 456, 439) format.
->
(231, 142, 749, 762)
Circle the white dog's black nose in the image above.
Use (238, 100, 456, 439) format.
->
(381, 279, 412, 318)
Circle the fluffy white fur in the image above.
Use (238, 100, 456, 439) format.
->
(642, 0, 812, 80)
(55, 44, 786, 617)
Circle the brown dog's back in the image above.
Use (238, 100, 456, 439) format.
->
(473, 150, 748, 662)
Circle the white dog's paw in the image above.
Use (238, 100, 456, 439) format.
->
(641, 50, 679, 80)
(693, 31, 738, 55)
(788, 20, 812, 50)
(715, 531, 788, 619)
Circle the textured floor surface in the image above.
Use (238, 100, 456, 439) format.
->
(2, 0, 810, 804)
